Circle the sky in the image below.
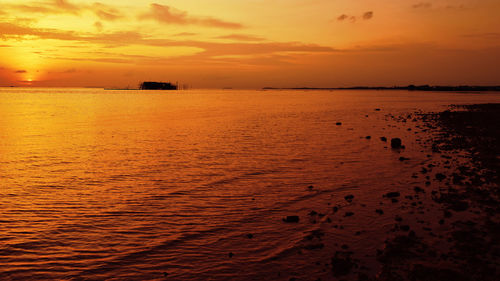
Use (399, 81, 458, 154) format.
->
(0, 0, 499, 88)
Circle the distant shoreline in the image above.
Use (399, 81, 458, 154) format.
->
(2, 85, 500, 92)
(263, 85, 500, 92)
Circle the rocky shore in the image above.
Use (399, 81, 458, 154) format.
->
(372, 104, 500, 281)
(282, 104, 499, 281)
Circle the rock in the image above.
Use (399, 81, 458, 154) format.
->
(331, 251, 355, 277)
(400, 225, 410, 231)
(247, 234, 254, 239)
(414, 186, 425, 193)
(385, 192, 401, 198)
(377, 234, 418, 263)
(450, 201, 469, 212)
(344, 195, 354, 202)
(333, 206, 339, 213)
(381, 137, 387, 142)
(344, 212, 354, 217)
(435, 173, 446, 181)
(391, 138, 403, 148)
(366, 136, 371, 139)
(228, 252, 234, 258)
(163, 272, 169, 277)
(375, 108, 381, 111)
(409, 264, 464, 281)
(304, 243, 324, 250)
(399, 157, 410, 161)
(443, 210, 452, 218)
(308, 185, 314, 190)
(336, 122, 342, 125)
(283, 216, 300, 223)
(376, 209, 384, 215)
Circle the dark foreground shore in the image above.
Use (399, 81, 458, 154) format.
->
(336, 104, 500, 280)
(284, 104, 500, 281)
(375, 104, 500, 281)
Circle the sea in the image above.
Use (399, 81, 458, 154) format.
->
(0, 88, 499, 280)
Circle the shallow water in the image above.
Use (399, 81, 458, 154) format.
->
(0, 88, 499, 280)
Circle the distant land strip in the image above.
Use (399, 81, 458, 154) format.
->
(262, 85, 500, 92)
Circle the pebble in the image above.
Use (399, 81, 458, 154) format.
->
(391, 138, 403, 148)
(283, 216, 300, 223)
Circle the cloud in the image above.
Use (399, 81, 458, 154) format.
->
(55, 0, 78, 12)
(363, 11, 374, 20)
(337, 14, 356, 22)
(337, 14, 349, 21)
(4, 1, 123, 21)
(140, 3, 243, 29)
(5, 4, 63, 14)
(412, 2, 432, 9)
(173, 32, 197, 37)
(91, 3, 123, 21)
(0, 21, 336, 67)
(445, 5, 466, 10)
(215, 34, 265, 42)
(48, 68, 78, 74)
(94, 21, 103, 31)
(462, 33, 500, 39)
(0, 22, 78, 41)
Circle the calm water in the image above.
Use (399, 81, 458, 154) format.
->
(0, 88, 499, 280)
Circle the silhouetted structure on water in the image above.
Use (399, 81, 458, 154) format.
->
(140, 82, 178, 90)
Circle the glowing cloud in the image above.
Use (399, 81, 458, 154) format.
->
(139, 3, 243, 29)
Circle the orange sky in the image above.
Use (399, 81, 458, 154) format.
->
(1, 0, 499, 88)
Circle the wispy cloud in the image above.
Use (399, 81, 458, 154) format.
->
(337, 14, 348, 21)
(215, 34, 265, 42)
(337, 11, 373, 23)
(4, 0, 123, 21)
(91, 3, 123, 21)
(54, 0, 78, 12)
(48, 68, 78, 74)
(363, 11, 374, 20)
(0, 21, 335, 65)
(412, 2, 467, 10)
(94, 21, 103, 31)
(0, 22, 78, 41)
(139, 3, 243, 29)
(173, 32, 197, 37)
(462, 33, 500, 39)
(337, 14, 356, 22)
(412, 2, 432, 9)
